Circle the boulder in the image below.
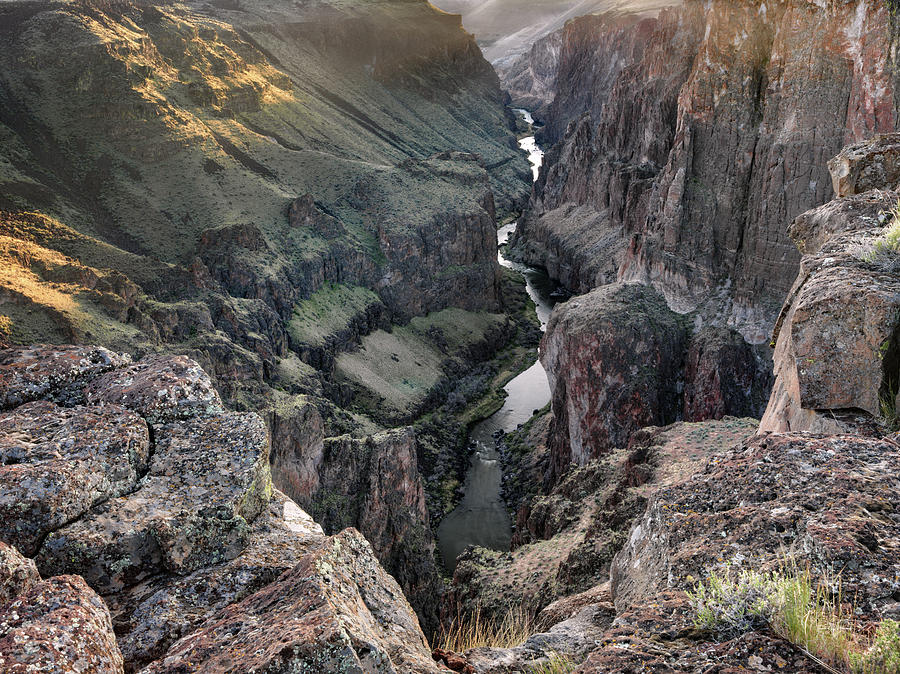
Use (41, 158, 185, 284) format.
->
(0, 542, 39, 608)
(109, 492, 324, 669)
(0, 400, 150, 556)
(0, 575, 124, 673)
(828, 133, 900, 197)
(760, 187, 900, 433)
(37, 411, 270, 591)
(142, 529, 442, 673)
(85, 355, 225, 424)
(541, 283, 687, 478)
(0, 344, 130, 410)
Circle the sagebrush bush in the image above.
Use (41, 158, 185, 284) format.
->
(851, 620, 900, 674)
(863, 201, 900, 272)
(690, 561, 900, 673)
(688, 564, 774, 636)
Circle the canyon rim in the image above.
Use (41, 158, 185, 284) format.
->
(3, 0, 900, 672)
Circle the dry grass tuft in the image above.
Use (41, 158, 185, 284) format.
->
(435, 605, 534, 652)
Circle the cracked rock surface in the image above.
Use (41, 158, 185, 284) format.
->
(0, 345, 440, 672)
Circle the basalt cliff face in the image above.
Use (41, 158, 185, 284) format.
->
(512, 0, 900, 344)
(0, 0, 535, 631)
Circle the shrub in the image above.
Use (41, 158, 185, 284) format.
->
(690, 560, 900, 673)
(863, 201, 900, 273)
(688, 564, 774, 636)
(851, 620, 900, 674)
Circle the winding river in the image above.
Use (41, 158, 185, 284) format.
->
(436, 110, 556, 572)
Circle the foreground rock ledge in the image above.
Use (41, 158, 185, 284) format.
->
(0, 345, 441, 672)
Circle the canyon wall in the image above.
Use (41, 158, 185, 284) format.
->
(0, 0, 533, 630)
(512, 0, 900, 343)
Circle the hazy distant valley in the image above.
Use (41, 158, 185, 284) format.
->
(3, 0, 900, 672)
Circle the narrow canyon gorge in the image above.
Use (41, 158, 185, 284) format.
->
(2, 0, 900, 671)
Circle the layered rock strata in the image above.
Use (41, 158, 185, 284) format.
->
(512, 0, 899, 343)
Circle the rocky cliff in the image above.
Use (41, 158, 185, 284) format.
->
(438, 133, 900, 674)
(0, 345, 442, 672)
(511, 0, 900, 344)
(762, 133, 900, 434)
(0, 0, 537, 630)
(540, 282, 771, 477)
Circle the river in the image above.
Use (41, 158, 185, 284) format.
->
(436, 110, 555, 572)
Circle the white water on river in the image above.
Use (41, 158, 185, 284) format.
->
(436, 111, 555, 572)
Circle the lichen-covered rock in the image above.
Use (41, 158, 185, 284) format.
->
(541, 283, 688, 479)
(0, 574, 124, 673)
(37, 412, 270, 591)
(85, 355, 225, 424)
(576, 592, 816, 672)
(760, 187, 900, 433)
(0, 400, 150, 556)
(0, 344, 130, 410)
(109, 491, 323, 670)
(142, 528, 442, 673)
(828, 133, 900, 197)
(611, 433, 900, 617)
(0, 541, 39, 608)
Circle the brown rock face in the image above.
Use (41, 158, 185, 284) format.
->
(141, 529, 440, 674)
(0, 575, 124, 674)
(513, 0, 899, 343)
(611, 433, 900, 619)
(301, 428, 441, 634)
(0, 542, 39, 608)
(541, 283, 688, 479)
(761, 136, 900, 433)
(682, 326, 772, 422)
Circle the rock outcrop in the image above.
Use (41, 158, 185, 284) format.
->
(762, 134, 900, 433)
(541, 283, 688, 477)
(541, 283, 770, 479)
(0, 345, 441, 672)
(0, 574, 125, 674)
(447, 417, 758, 623)
(512, 0, 899, 344)
(273, 423, 443, 634)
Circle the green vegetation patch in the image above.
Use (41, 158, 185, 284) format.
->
(335, 308, 507, 422)
(690, 561, 900, 673)
(288, 282, 382, 348)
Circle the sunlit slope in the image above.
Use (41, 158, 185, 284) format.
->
(0, 0, 529, 351)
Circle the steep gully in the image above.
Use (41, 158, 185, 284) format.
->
(437, 110, 554, 571)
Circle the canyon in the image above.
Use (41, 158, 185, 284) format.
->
(2, 0, 900, 671)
